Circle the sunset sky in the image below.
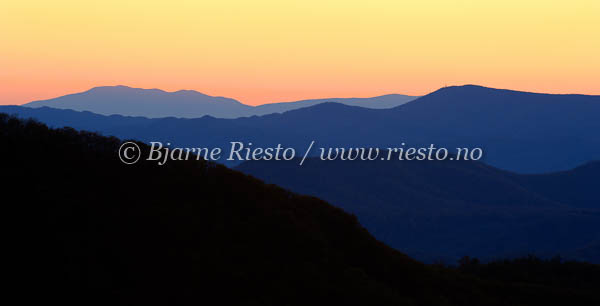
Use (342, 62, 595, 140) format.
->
(1, 0, 598, 105)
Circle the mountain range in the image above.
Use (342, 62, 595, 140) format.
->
(4, 84, 599, 263)
(24, 85, 417, 118)
(5, 85, 600, 173)
(236, 157, 600, 263)
(4, 113, 600, 306)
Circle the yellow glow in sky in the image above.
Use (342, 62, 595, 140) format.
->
(1, 0, 598, 105)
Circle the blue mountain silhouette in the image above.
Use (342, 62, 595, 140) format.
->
(250, 94, 417, 115)
(24, 85, 417, 118)
(4, 85, 600, 173)
(3, 84, 600, 263)
(236, 157, 600, 263)
(25, 85, 252, 118)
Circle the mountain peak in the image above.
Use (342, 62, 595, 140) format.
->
(88, 85, 145, 91)
(429, 84, 599, 98)
(25, 85, 248, 118)
(430, 84, 511, 96)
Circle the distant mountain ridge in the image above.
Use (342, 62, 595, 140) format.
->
(251, 94, 417, 116)
(23, 85, 418, 118)
(24, 85, 251, 118)
(5, 84, 600, 173)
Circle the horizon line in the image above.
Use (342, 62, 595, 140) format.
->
(13, 83, 600, 108)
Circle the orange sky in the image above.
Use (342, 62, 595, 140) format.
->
(1, 0, 598, 106)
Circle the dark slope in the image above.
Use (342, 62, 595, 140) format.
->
(5, 85, 600, 173)
(1, 114, 427, 305)
(236, 158, 600, 263)
(3, 114, 600, 305)
(511, 161, 600, 209)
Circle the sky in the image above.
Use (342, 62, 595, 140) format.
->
(1, 0, 598, 106)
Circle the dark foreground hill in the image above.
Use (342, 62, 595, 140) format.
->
(236, 158, 600, 263)
(3, 114, 600, 305)
(4, 85, 600, 173)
